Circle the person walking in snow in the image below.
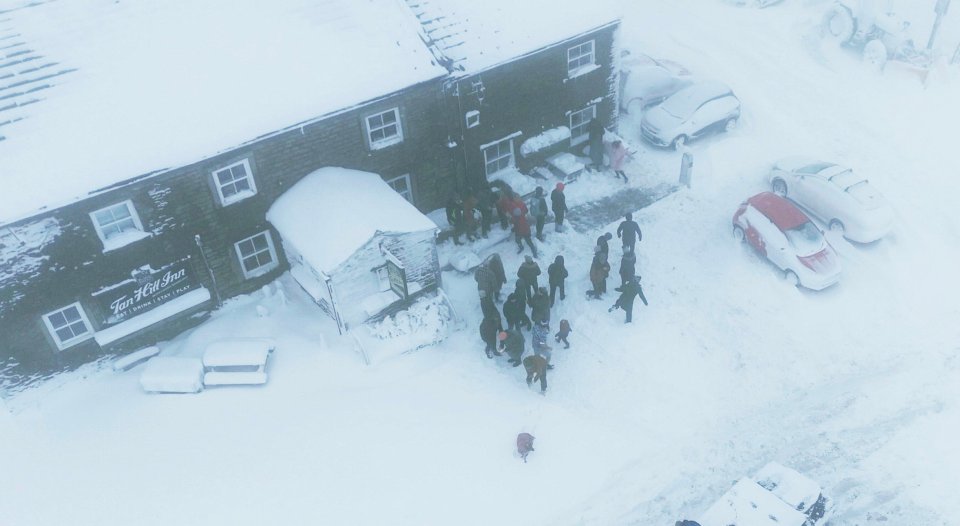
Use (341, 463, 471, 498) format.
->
(609, 275, 648, 323)
(517, 256, 541, 301)
(530, 186, 549, 241)
(547, 255, 568, 307)
(480, 315, 501, 358)
(532, 319, 552, 365)
(617, 213, 642, 254)
(529, 286, 551, 324)
(587, 118, 606, 171)
(596, 232, 613, 262)
(523, 354, 548, 394)
(445, 195, 465, 245)
(555, 319, 572, 349)
(617, 250, 637, 290)
(474, 260, 497, 301)
(608, 139, 630, 182)
(503, 293, 522, 331)
(587, 248, 611, 299)
(487, 253, 507, 302)
(551, 182, 567, 232)
(499, 329, 524, 366)
(511, 200, 538, 257)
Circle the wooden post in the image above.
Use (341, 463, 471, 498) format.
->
(679, 152, 694, 188)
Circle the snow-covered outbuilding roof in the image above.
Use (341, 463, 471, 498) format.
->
(266, 168, 438, 274)
(404, 0, 621, 74)
(0, 0, 446, 226)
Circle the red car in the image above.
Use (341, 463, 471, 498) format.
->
(732, 192, 841, 290)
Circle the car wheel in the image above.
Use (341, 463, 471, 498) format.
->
(733, 226, 745, 243)
(784, 270, 800, 287)
(724, 118, 738, 132)
(772, 178, 788, 196)
(823, 5, 855, 44)
(672, 135, 688, 151)
(863, 39, 888, 70)
(829, 219, 845, 234)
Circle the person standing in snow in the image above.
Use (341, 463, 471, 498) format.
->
(617, 250, 636, 290)
(517, 256, 541, 301)
(530, 186, 549, 241)
(499, 329, 524, 366)
(529, 286, 551, 324)
(474, 260, 497, 301)
(596, 232, 613, 262)
(445, 195, 465, 245)
(532, 319, 552, 365)
(523, 354, 548, 394)
(462, 191, 480, 242)
(480, 315, 501, 358)
(511, 199, 538, 257)
(587, 248, 611, 299)
(503, 292, 530, 331)
(555, 319, 572, 349)
(480, 289, 501, 324)
(617, 213, 642, 254)
(608, 139, 630, 182)
(551, 182, 567, 232)
(587, 118, 606, 171)
(609, 275, 648, 323)
(487, 253, 507, 302)
(547, 255, 568, 307)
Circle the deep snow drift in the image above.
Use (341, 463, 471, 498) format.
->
(2, 1, 960, 525)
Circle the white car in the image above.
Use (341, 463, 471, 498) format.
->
(619, 54, 693, 115)
(769, 158, 893, 243)
(640, 81, 741, 149)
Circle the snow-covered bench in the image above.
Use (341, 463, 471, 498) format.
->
(546, 152, 584, 180)
(113, 346, 160, 372)
(202, 339, 274, 386)
(139, 356, 204, 394)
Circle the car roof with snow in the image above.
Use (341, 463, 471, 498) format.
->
(747, 192, 810, 231)
(0, 0, 447, 226)
(660, 80, 734, 116)
(404, 0, 621, 74)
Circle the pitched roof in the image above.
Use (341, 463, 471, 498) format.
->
(405, 0, 621, 74)
(0, 0, 446, 225)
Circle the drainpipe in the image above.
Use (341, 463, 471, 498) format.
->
(195, 234, 221, 308)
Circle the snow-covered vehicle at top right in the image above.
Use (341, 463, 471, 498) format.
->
(769, 157, 894, 243)
(823, 0, 934, 70)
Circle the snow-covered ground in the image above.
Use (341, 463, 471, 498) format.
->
(3, 1, 960, 525)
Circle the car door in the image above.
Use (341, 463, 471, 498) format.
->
(690, 97, 737, 138)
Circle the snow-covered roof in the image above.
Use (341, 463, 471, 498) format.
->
(266, 168, 438, 273)
(0, 0, 446, 226)
(404, 0, 621, 74)
(748, 192, 809, 231)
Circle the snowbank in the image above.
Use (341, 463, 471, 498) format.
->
(355, 294, 454, 364)
(139, 357, 204, 394)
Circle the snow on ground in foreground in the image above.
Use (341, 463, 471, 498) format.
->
(3, 1, 960, 525)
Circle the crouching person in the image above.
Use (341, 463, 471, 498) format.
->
(499, 329, 524, 366)
(523, 354, 548, 394)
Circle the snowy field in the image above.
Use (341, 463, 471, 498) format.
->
(3, 1, 960, 525)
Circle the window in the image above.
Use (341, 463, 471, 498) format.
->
(386, 174, 413, 203)
(567, 40, 596, 76)
(569, 105, 597, 145)
(89, 200, 149, 251)
(465, 110, 480, 129)
(365, 108, 403, 149)
(234, 231, 279, 279)
(375, 266, 391, 292)
(483, 137, 515, 177)
(212, 159, 257, 206)
(42, 303, 93, 350)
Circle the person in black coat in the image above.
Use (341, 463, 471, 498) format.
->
(596, 232, 613, 262)
(587, 118, 605, 171)
(524, 354, 548, 393)
(550, 182, 567, 232)
(609, 275, 648, 323)
(480, 291, 502, 328)
(547, 255, 568, 307)
(529, 287, 550, 324)
(480, 315, 500, 358)
(504, 291, 531, 331)
(445, 196, 465, 245)
(499, 329, 524, 366)
(531, 186, 549, 241)
(617, 250, 636, 290)
(517, 256, 541, 300)
(488, 253, 507, 302)
(617, 212, 642, 254)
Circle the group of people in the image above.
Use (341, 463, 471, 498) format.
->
(586, 117, 633, 183)
(589, 212, 649, 323)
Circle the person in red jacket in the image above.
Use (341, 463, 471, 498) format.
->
(511, 195, 538, 257)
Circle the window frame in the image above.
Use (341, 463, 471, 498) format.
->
(234, 230, 280, 280)
(483, 137, 515, 178)
(42, 302, 94, 351)
(567, 40, 596, 77)
(88, 199, 149, 251)
(375, 266, 391, 292)
(364, 107, 404, 150)
(569, 105, 597, 146)
(465, 110, 480, 129)
(386, 174, 413, 203)
(211, 159, 258, 207)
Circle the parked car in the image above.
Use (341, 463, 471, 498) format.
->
(769, 157, 893, 243)
(733, 192, 841, 290)
(619, 53, 693, 115)
(641, 81, 741, 149)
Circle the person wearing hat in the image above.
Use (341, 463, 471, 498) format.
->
(530, 187, 549, 241)
(596, 232, 613, 262)
(551, 182, 567, 232)
(499, 328, 524, 366)
(517, 256, 541, 301)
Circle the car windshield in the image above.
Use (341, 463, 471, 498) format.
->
(661, 92, 710, 119)
(784, 222, 825, 256)
(797, 162, 836, 175)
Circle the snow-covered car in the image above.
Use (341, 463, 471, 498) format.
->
(769, 158, 893, 243)
(733, 192, 841, 290)
(640, 81, 740, 149)
(696, 462, 828, 526)
(619, 54, 693, 114)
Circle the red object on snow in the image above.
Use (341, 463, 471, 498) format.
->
(745, 192, 808, 230)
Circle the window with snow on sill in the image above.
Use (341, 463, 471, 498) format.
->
(89, 200, 152, 253)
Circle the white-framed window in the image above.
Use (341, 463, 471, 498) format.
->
(234, 231, 279, 279)
(42, 303, 93, 351)
(567, 40, 596, 77)
(569, 105, 597, 145)
(365, 108, 404, 150)
(89, 200, 149, 252)
(375, 266, 391, 292)
(212, 159, 257, 206)
(465, 110, 480, 129)
(483, 137, 515, 177)
(386, 174, 413, 203)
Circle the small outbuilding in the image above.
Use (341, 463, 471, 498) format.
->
(267, 168, 441, 333)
